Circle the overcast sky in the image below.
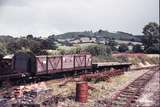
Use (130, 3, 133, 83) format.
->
(0, 0, 159, 37)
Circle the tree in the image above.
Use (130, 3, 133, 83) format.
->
(142, 22, 160, 53)
(17, 38, 29, 49)
(26, 34, 34, 40)
(7, 41, 20, 53)
(0, 43, 7, 55)
(46, 35, 57, 49)
(107, 38, 117, 51)
(29, 40, 41, 54)
(133, 44, 143, 53)
(84, 44, 111, 56)
(118, 44, 129, 52)
(41, 40, 51, 49)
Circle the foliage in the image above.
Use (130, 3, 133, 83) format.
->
(132, 44, 143, 53)
(92, 55, 117, 62)
(26, 34, 34, 40)
(6, 40, 21, 53)
(57, 46, 81, 55)
(142, 22, 160, 53)
(2, 35, 58, 55)
(145, 45, 160, 54)
(107, 38, 118, 51)
(118, 44, 129, 52)
(29, 39, 41, 54)
(84, 76, 108, 83)
(115, 56, 129, 63)
(0, 42, 8, 55)
(83, 44, 111, 56)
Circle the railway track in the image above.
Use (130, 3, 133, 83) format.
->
(0, 65, 158, 88)
(130, 65, 158, 71)
(0, 66, 159, 107)
(110, 66, 159, 107)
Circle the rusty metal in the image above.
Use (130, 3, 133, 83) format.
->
(58, 69, 124, 87)
(110, 67, 159, 107)
(76, 81, 88, 103)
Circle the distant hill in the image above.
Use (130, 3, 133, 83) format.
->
(0, 30, 144, 45)
(55, 30, 142, 42)
(0, 35, 15, 43)
(55, 31, 94, 40)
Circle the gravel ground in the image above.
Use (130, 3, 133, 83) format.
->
(135, 71, 160, 107)
(0, 69, 154, 107)
(47, 69, 150, 107)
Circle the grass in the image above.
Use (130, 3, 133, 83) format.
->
(84, 76, 109, 83)
(128, 55, 159, 65)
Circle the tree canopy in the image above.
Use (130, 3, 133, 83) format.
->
(142, 22, 160, 53)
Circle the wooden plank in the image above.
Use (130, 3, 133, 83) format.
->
(12, 104, 40, 107)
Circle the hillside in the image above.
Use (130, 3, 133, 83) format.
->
(0, 30, 143, 43)
(55, 30, 142, 42)
(0, 35, 15, 43)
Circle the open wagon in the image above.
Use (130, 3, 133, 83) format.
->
(13, 52, 92, 77)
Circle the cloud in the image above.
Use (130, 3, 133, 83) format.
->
(0, 0, 159, 37)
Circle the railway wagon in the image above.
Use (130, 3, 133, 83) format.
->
(13, 52, 92, 76)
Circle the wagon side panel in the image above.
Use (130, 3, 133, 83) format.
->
(74, 55, 86, 68)
(47, 56, 62, 73)
(36, 56, 47, 74)
(62, 55, 74, 71)
(86, 54, 92, 67)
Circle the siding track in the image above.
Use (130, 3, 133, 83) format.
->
(110, 66, 159, 107)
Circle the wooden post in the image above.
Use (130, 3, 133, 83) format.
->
(46, 56, 48, 74)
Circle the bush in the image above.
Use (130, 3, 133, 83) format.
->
(84, 76, 108, 83)
(145, 45, 160, 54)
(133, 44, 143, 53)
(83, 44, 111, 56)
(57, 46, 81, 55)
(118, 44, 129, 52)
(116, 56, 129, 63)
(92, 55, 117, 62)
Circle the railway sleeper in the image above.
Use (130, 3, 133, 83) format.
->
(133, 95, 139, 100)
(118, 93, 138, 99)
(111, 70, 158, 107)
(116, 98, 128, 102)
(111, 100, 127, 106)
(128, 84, 145, 89)
(131, 82, 145, 86)
(119, 92, 135, 97)
(127, 86, 139, 89)
(132, 80, 147, 84)
(123, 89, 137, 93)
(116, 94, 135, 100)
(131, 81, 148, 86)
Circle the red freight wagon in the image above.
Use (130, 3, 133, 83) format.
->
(13, 52, 92, 76)
(36, 54, 92, 74)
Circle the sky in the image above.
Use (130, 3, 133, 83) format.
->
(0, 0, 159, 37)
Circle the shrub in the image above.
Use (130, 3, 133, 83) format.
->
(118, 44, 129, 52)
(83, 44, 111, 56)
(132, 44, 143, 53)
(116, 56, 129, 63)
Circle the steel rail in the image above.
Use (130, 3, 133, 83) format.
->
(110, 66, 159, 107)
